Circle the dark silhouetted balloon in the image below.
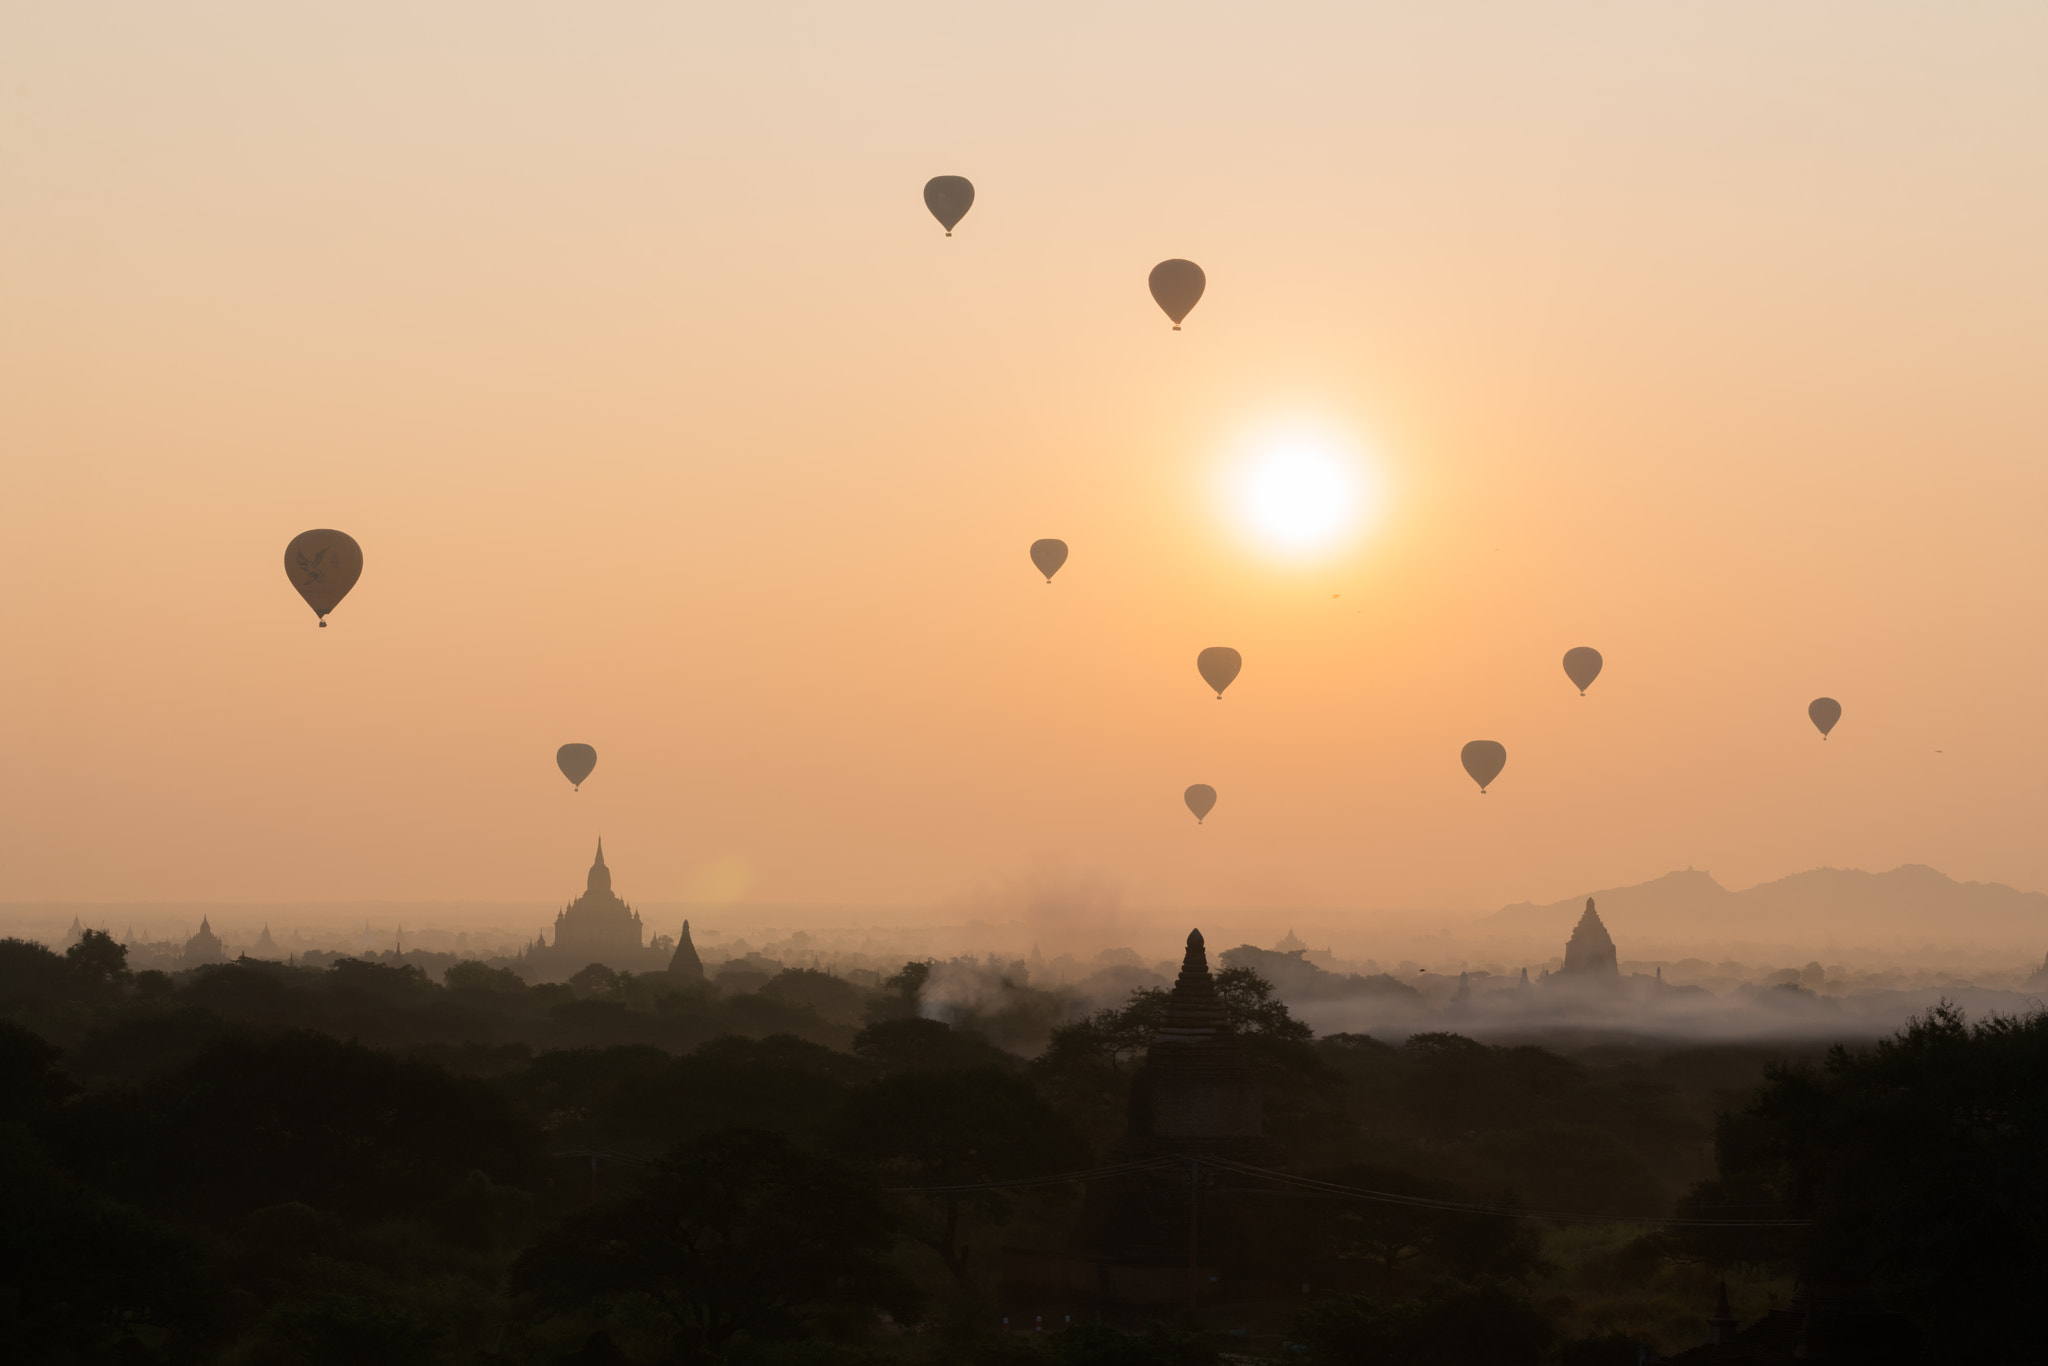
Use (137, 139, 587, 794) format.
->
(1196, 647, 1242, 698)
(1030, 539, 1069, 582)
(557, 744, 597, 791)
(1809, 698, 1841, 739)
(1563, 647, 1603, 695)
(1148, 259, 1206, 329)
(924, 176, 974, 235)
(1461, 740, 1507, 793)
(1184, 784, 1217, 824)
(283, 529, 364, 627)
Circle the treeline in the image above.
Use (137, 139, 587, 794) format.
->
(2, 932, 2041, 1364)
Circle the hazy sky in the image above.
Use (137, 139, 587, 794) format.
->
(4, 2, 2046, 915)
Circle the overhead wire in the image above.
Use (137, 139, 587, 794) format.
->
(877, 1153, 1807, 1227)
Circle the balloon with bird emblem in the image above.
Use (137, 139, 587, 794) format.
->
(282, 530, 363, 627)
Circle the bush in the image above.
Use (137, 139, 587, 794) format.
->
(1287, 1282, 1554, 1366)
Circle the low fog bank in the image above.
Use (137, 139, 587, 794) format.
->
(10, 854, 2046, 1048)
(12, 904, 2045, 1054)
(1254, 950, 2048, 1045)
(12, 857, 2046, 976)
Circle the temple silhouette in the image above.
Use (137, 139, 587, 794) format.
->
(182, 916, 226, 968)
(1560, 897, 1619, 977)
(1009, 928, 1283, 1307)
(519, 840, 693, 980)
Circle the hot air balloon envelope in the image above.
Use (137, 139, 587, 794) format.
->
(1461, 741, 1507, 792)
(1809, 698, 1841, 738)
(557, 744, 597, 790)
(1196, 647, 1242, 698)
(1148, 259, 1206, 328)
(924, 176, 974, 234)
(1563, 647, 1603, 695)
(283, 529, 364, 626)
(1030, 539, 1069, 582)
(1184, 784, 1217, 823)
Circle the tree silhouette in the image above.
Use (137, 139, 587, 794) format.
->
(65, 928, 131, 996)
(1695, 1002, 2048, 1361)
(510, 1127, 910, 1354)
(835, 1065, 1085, 1280)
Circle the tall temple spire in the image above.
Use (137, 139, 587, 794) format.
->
(1706, 1278, 1738, 1345)
(1123, 928, 1262, 1140)
(668, 918, 705, 981)
(1153, 928, 1230, 1042)
(1561, 897, 1620, 976)
(587, 838, 613, 895)
(1071, 928, 1278, 1269)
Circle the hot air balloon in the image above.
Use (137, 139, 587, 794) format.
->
(1461, 741, 1507, 793)
(1563, 647, 1603, 695)
(924, 176, 974, 235)
(1184, 784, 1217, 824)
(1030, 539, 1069, 582)
(557, 744, 597, 791)
(283, 529, 364, 627)
(1809, 698, 1841, 739)
(1148, 259, 1206, 330)
(1196, 647, 1242, 698)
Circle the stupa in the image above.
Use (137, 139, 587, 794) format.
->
(1560, 897, 1619, 977)
(668, 919, 705, 981)
(1121, 930, 1269, 1154)
(1047, 929, 1282, 1304)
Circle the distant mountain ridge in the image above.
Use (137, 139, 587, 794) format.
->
(1479, 865, 2048, 952)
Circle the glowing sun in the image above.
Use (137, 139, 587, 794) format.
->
(1222, 429, 1377, 557)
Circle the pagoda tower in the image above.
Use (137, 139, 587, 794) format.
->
(1120, 930, 1268, 1151)
(668, 919, 705, 981)
(1066, 930, 1282, 1291)
(1560, 898, 1620, 977)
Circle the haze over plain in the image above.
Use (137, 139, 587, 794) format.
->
(4, 2, 2046, 929)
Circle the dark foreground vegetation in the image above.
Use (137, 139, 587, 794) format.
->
(2, 932, 2040, 1364)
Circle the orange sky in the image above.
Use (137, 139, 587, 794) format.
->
(3, 3, 2046, 917)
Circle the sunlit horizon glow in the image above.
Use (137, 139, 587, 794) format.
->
(1221, 428, 1379, 558)
(5, 5, 2048, 919)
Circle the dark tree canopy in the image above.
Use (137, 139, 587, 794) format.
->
(511, 1127, 911, 1353)
(1693, 1002, 2048, 1362)
(837, 1065, 1085, 1278)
